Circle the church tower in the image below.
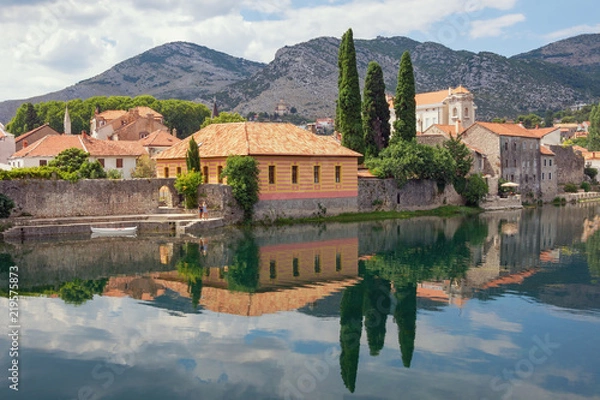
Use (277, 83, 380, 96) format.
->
(64, 106, 72, 135)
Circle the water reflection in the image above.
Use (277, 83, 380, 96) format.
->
(1, 204, 600, 398)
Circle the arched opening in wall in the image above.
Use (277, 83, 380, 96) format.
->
(159, 185, 174, 208)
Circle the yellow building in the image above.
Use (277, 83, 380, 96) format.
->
(155, 122, 361, 217)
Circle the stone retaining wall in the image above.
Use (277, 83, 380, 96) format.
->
(358, 178, 464, 212)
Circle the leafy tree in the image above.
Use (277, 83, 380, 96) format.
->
(131, 154, 157, 178)
(0, 194, 15, 218)
(78, 160, 107, 179)
(362, 61, 390, 158)
(491, 117, 506, 123)
(106, 169, 123, 179)
(186, 136, 201, 172)
(49, 148, 90, 173)
(584, 166, 598, 181)
(462, 174, 489, 206)
(544, 110, 554, 128)
(392, 51, 416, 143)
(227, 229, 260, 292)
(336, 28, 365, 161)
(221, 155, 260, 221)
(200, 112, 246, 128)
(588, 104, 600, 151)
(59, 278, 108, 306)
(516, 113, 543, 129)
(25, 102, 42, 132)
(174, 171, 203, 209)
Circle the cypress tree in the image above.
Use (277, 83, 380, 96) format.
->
(24, 102, 41, 132)
(362, 61, 390, 158)
(588, 104, 600, 151)
(392, 51, 416, 144)
(336, 28, 365, 160)
(186, 136, 201, 172)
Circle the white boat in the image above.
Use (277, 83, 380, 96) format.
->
(90, 226, 138, 236)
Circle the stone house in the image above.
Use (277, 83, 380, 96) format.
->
(91, 107, 167, 141)
(461, 122, 558, 202)
(138, 128, 181, 157)
(8, 134, 145, 178)
(528, 127, 562, 146)
(0, 123, 16, 166)
(155, 122, 362, 218)
(14, 124, 60, 151)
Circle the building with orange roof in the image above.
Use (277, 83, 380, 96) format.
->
(155, 122, 362, 219)
(91, 107, 167, 141)
(528, 126, 562, 146)
(14, 124, 60, 151)
(389, 86, 476, 133)
(8, 133, 145, 178)
(461, 122, 558, 200)
(0, 122, 15, 166)
(138, 128, 181, 157)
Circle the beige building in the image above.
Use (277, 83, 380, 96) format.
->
(91, 107, 167, 141)
(0, 123, 15, 167)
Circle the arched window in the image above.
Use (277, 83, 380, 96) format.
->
(453, 107, 458, 117)
(464, 107, 469, 118)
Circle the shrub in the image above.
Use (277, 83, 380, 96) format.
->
(106, 169, 123, 179)
(462, 174, 489, 207)
(78, 160, 107, 179)
(564, 183, 579, 193)
(221, 155, 260, 221)
(174, 171, 203, 209)
(581, 182, 591, 192)
(131, 154, 156, 178)
(584, 166, 598, 181)
(0, 194, 15, 218)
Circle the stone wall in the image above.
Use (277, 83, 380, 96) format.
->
(549, 145, 584, 186)
(254, 196, 358, 221)
(0, 179, 237, 219)
(358, 178, 464, 212)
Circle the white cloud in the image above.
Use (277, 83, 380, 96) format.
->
(544, 24, 600, 41)
(470, 13, 526, 39)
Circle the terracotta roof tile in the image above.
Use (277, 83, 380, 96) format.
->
(156, 122, 362, 160)
(415, 86, 470, 106)
(139, 129, 181, 147)
(475, 122, 540, 138)
(134, 106, 163, 118)
(95, 110, 127, 121)
(10, 134, 145, 158)
(540, 145, 555, 156)
(527, 127, 560, 138)
(14, 124, 60, 143)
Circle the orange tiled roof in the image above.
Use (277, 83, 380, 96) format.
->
(415, 86, 470, 106)
(14, 124, 60, 143)
(527, 127, 560, 138)
(139, 129, 181, 147)
(134, 106, 163, 118)
(540, 145, 555, 156)
(95, 110, 127, 121)
(475, 122, 540, 138)
(11, 134, 145, 158)
(156, 122, 362, 160)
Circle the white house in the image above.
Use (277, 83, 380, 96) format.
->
(8, 134, 145, 178)
(0, 123, 16, 166)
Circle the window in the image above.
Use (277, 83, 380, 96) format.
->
(542, 173, 545, 180)
(164, 167, 169, 178)
(313, 165, 320, 184)
(293, 257, 299, 277)
(549, 159, 553, 167)
(176, 166, 181, 175)
(505, 159, 508, 167)
(464, 107, 469, 118)
(217, 166, 223, 183)
(203, 166, 209, 183)
(39, 160, 47, 166)
(291, 165, 298, 184)
(116, 158, 123, 168)
(514, 160, 517, 167)
(533, 174, 536, 181)
(268, 165, 275, 184)
(336, 253, 342, 271)
(544, 159, 547, 167)
(269, 260, 277, 279)
(504, 142, 508, 151)
(523, 142, 526, 150)
(513, 142, 516, 150)
(314, 254, 321, 273)
(549, 172, 552, 180)
(335, 166, 341, 183)
(98, 158, 105, 167)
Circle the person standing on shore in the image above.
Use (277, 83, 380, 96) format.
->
(198, 202, 203, 219)
(202, 201, 208, 220)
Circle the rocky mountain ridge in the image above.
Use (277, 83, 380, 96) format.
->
(1, 34, 599, 124)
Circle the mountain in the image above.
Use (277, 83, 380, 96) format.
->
(0, 42, 264, 124)
(1, 35, 599, 125)
(224, 35, 600, 120)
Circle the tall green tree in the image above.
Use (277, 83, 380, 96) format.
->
(186, 136, 201, 172)
(392, 51, 416, 144)
(588, 104, 600, 151)
(363, 275, 391, 356)
(336, 28, 365, 160)
(221, 155, 260, 221)
(393, 283, 417, 368)
(25, 102, 42, 132)
(362, 61, 390, 158)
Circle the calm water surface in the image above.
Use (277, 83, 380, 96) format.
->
(1, 205, 600, 399)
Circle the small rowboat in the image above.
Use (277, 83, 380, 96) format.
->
(90, 226, 138, 236)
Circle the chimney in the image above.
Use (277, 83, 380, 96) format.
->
(455, 119, 460, 135)
(535, 124, 539, 129)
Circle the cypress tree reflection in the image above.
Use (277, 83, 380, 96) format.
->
(176, 241, 206, 308)
(363, 275, 391, 356)
(393, 282, 417, 368)
(339, 281, 365, 393)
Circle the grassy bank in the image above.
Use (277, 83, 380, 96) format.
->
(260, 205, 481, 226)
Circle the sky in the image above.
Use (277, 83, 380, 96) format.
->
(1, 0, 598, 102)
